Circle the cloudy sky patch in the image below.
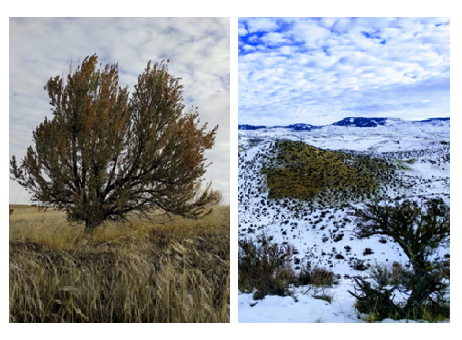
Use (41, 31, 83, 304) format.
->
(238, 17, 450, 126)
(10, 17, 230, 204)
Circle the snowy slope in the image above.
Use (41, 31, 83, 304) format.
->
(238, 118, 450, 323)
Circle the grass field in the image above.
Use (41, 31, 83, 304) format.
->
(9, 204, 230, 323)
(261, 140, 398, 202)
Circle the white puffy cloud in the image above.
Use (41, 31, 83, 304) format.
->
(9, 18, 230, 205)
(292, 20, 331, 47)
(260, 32, 289, 45)
(245, 17, 279, 34)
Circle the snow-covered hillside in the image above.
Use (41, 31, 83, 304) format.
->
(238, 117, 450, 323)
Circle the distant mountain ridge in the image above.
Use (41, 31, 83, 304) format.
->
(332, 117, 390, 127)
(238, 117, 450, 131)
(237, 124, 268, 130)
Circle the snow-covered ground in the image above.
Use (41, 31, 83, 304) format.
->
(238, 119, 450, 323)
(238, 282, 449, 323)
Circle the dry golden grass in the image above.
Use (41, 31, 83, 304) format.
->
(262, 140, 397, 201)
(9, 205, 230, 323)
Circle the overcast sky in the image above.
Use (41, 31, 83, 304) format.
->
(9, 17, 230, 205)
(238, 17, 450, 126)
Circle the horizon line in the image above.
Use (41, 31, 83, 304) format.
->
(238, 116, 450, 127)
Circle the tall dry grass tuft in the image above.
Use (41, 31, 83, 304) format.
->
(9, 205, 230, 323)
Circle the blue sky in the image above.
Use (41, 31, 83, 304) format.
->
(9, 18, 230, 204)
(238, 17, 450, 126)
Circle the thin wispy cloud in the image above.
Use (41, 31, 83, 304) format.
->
(9, 17, 230, 204)
(239, 17, 450, 126)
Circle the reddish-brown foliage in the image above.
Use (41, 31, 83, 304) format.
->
(11, 54, 221, 233)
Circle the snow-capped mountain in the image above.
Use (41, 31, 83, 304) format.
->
(238, 117, 450, 152)
(332, 117, 391, 127)
(238, 117, 450, 131)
